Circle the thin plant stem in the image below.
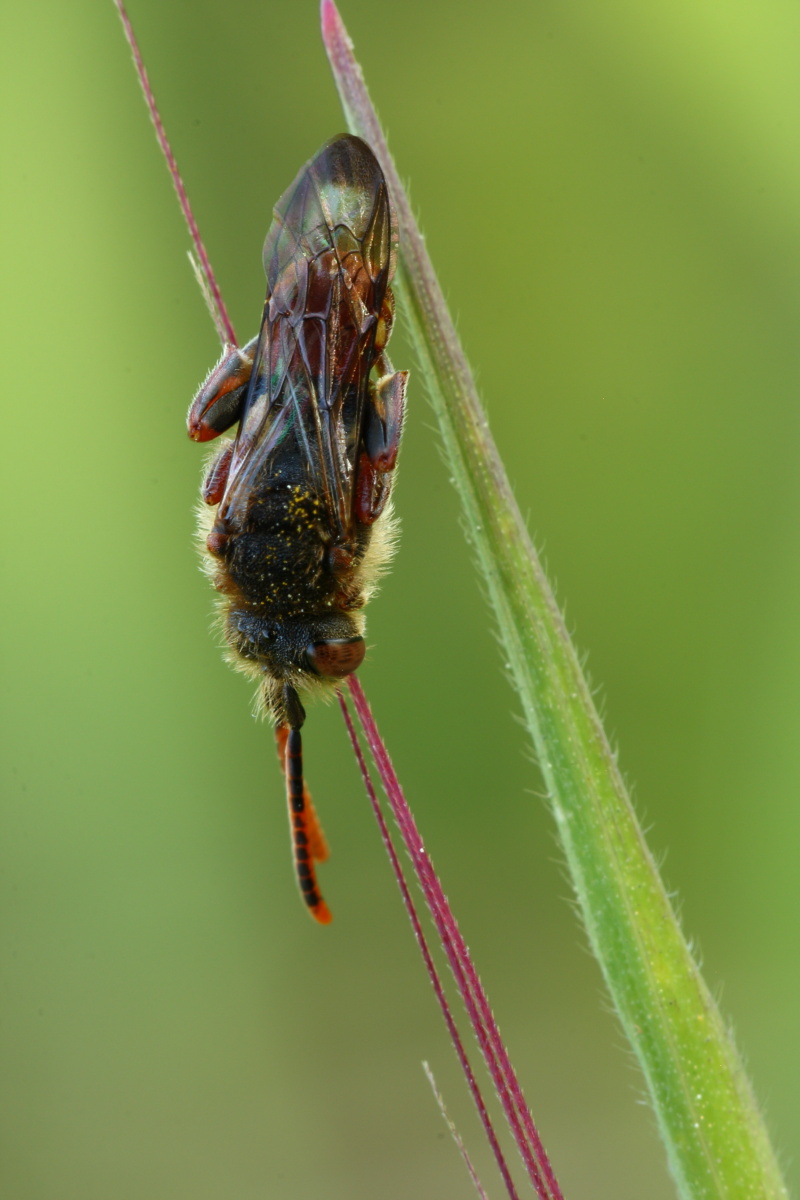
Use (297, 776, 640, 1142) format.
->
(346, 678, 563, 1200)
(338, 694, 522, 1200)
(187, 250, 230, 347)
(423, 1061, 492, 1200)
(114, 0, 237, 346)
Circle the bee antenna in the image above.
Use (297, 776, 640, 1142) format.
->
(276, 695, 332, 925)
(282, 682, 306, 730)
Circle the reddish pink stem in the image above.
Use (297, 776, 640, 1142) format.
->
(346, 676, 564, 1200)
(114, 0, 238, 347)
(338, 695, 521, 1200)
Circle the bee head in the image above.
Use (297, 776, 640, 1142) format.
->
(230, 609, 365, 684)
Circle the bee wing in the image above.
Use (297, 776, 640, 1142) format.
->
(219, 136, 395, 538)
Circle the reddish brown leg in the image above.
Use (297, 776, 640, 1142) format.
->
(201, 440, 234, 506)
(187, 333, 259, 442)
(354, 368, 408, 523)
(275, 724, 332, 924)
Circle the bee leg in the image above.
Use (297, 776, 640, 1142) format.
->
(366, 368, 407, 472)
(355, 369, 408, 523)
(201, 440, 234, 506)
(187, 333, 259, 442)
(277, 685, 332, 925)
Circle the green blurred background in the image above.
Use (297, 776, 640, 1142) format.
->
(2, 1, 799, 1196)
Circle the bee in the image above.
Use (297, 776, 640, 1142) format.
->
(187, 135, 407, 924)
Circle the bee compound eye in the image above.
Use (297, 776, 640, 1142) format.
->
(306, 637, 366, 678)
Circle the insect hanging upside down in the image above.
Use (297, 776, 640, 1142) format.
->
(187, 135, 407, 924)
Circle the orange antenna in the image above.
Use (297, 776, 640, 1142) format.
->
(276, 726, 332, 924)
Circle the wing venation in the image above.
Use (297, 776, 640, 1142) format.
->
(219, 135, 395, 539)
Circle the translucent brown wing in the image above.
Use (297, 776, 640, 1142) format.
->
(218, 135, 396, 539)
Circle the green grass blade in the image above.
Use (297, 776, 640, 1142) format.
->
(321, 3, 789, 1196)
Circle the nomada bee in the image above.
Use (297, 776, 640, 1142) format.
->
(188, 135, 407, 923)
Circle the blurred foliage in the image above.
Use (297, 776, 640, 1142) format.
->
(1, 2, 798, 1197)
